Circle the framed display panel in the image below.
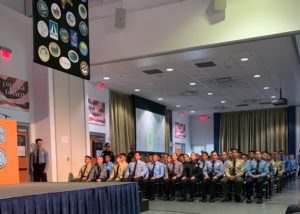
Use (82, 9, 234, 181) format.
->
(33, 0, 90, 79)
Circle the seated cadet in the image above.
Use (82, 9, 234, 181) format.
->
(88, 156, 107, 182)
(221, 152, 228, 165)
(144, 154, 165, 200)
(71, 156, 93, 182)
(202, 151, 224, 202)
(178, 154, 185, 163)
(221, 148, 244, 202)
(179, 152, 201, 202)
(271, 152, 285, 191)
(124, 151, 148, 189)
(104, 155, 114, 178)
(227, 151, 232, 161)
(164, 153, 183, 201)
(246, 150, 269, 204)
(107, 155, 128, 182)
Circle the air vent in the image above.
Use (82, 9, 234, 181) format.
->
(215, 77, 232, 83)
(259, 102, 272, 105)
(236, 104, 249, 107)
(142, 69, 163, 75)
(242, 99, 259, 104)
(214, 106, 227, 111)
(183, 90, 198, 96)
(195, 61, 216, 68)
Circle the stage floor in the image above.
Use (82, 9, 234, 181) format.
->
(0, 182, 131, 199)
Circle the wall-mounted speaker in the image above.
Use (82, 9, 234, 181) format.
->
(214, 0, 226, 11)
(115, 8, 126, 28)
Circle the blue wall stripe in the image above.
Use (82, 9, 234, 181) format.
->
(288, 106, 296, 156)
(214, 113, 221, 153)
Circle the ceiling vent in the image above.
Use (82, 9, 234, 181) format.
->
(142, 69, 163, 75)
(214, 106, 227, 111)
(195, 61, 216, 68)
(214, 77, 232, 83)
(259, 102, 272, 105)
(242, 99, 259, 104)
(236, 104, 249, 107)
(182, 90, 198, 96)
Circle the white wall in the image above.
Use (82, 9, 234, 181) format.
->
(0, 4, 33, 124)
(172, 111, 191, 153)
(85, 82, 110, 143)
(190, 114, 214, 153)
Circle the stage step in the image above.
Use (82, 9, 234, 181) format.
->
(140, 199, 149, 212)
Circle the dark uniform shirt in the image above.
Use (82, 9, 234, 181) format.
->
(102, 150, 115, 163)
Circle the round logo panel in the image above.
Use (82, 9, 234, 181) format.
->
(78, 4, 87, 20)
(59, 57, 71, 70)
(68, 50, 79, 63)
(59, 28, 69, 43)
(37, 0, 49, 18)
(80, 61, 89, 76)
(66, 11, 76, 27)
(51, 3, 61, 20)
(37, 20, 49, 38)
(49, 42, 61, 58)
(38, 46, 50, 62)
(79, 21, 88, 36)
(79, 41, 88, 56)
(0, 149, 8, 169)
(0, 126, 6, 145)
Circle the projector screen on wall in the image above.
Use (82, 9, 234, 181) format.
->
(136, 108, 165, 153)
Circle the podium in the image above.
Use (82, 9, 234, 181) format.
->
(0, 119, 19, 185)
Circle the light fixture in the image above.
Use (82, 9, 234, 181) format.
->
(103, 77, 110, 80)
(253, 74, 261, 78)
(207, 92, 213, 95)
(157, 98, 163, 101)
(134, 89, 140, 92)
(0, 46, 12, 59)
(166, 68, 174, 72)
(190, 110, 195, 113)
(271, 95, 276, 99)
(176, 105, 181, 108)
(240, 58, 248, 62)
(190, 82, 197, 86)
(264, 86, 270, 90)
(220, 100, 226, 104)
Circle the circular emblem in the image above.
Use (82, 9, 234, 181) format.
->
(80, 61, 89, 76)
(68, 50, 79, 63)
(79, 21, 88, 36)
(38, 45, 50, 62)
(79, 41, 88, 56)
(0, 149, 8, 169)
(49, 42, 61, 58)
(51, 3, 61, 20)
(37, 0, 49, 18)
(78, 4, 87, 20)
(37, 20, 49, 38)
(66, 11, 76, 27)
(0, 126, 6, 145)
(59, 57, 71, 70)
(59, 28, 69, 43)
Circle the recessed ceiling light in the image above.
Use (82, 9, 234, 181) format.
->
(103, 77, 110, 80)
(241, 58, 248, 62)
(271, 96, 276, 99)
(176, 105, 181, 108)
(157, 98, 163, 101)
(220, 100, 227, 104)
(264, 86, 270, 90)
(207, 92, 213, 95)
(166, 68, 174, 72)
(190, 110, 195, 113)
(190, 82, 197, 86)
(134, 89, 140, 92)
(253, 74, 261, 78)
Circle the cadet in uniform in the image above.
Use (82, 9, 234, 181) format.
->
(31, 138, 49, 182)
(202, 151, 224, 202)
(246, 150, 269, 204)
(71, 156, 93, 182)
(107, 154, 128, 182)
(271, 151, 285, 192)
(88, 156, 107, 182)
(221, 148, 244, 202)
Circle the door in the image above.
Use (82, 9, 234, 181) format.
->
(17, 123, 30, 182)
(90, 132, 105, 164)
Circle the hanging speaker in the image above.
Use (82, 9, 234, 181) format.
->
(115, 8, 126, 28)
(214, 0, 227, 11)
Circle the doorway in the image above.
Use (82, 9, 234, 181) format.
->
(90, 132, 105, 164)
(17, 123, 30, 182)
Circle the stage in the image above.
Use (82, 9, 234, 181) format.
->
(0, 182, 140, 214)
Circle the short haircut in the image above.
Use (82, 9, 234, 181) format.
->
(134, 151, 141, 156)
(35, 138, 43, 144)
(249, 150, 255, 153)
(202, 152, 208, 156)
(261, 151, 268, 154)
(85, 155, 92, 159)
(211, 151, 218, 156)
(119, 153, 126, 157)
(97, 156, 103, 159)
(231, 148, 239, 153)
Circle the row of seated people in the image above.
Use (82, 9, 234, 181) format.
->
(71, 149, 298, 204)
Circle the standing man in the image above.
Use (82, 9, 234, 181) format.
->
(124, 151, 148, 190)
(246, 150, 269, 204)
(102, 143, 115, 163)
(202, 151, 224, 202)
(221, 148, 245, 202)
(31, 138, 48, 182)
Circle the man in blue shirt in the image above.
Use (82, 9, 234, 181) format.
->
(104, 155, 114, 178)
(246, 150, 269, 204)
(144, 153, 165, 200)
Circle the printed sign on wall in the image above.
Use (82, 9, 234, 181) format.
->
(175, 122, 186, 139)
(33, 0, 90, 79)
(0, 74, 29, 112)
(88, 98, 105, 126)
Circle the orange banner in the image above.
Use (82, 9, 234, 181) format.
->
(0, 119, 19, 184)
